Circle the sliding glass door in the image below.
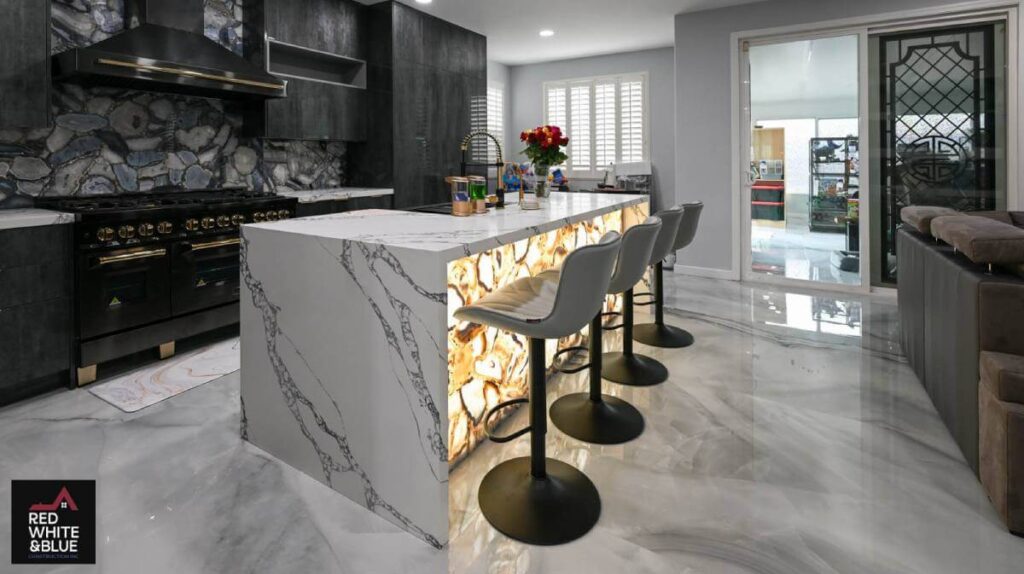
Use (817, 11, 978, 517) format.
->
(874, 23, 1006, 284)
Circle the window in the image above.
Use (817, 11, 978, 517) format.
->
(543, 73, 649, 176)
(471, 84, 505, 163)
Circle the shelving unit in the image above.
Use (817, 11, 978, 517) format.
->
(751, 127, 786, 222)
(266, 38, 367, 89)
(808, 137, 858, 233)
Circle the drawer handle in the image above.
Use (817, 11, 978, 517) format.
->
(191, 238, 241, 252)
(98, 248, 167, 266)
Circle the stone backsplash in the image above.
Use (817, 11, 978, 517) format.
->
(0, 0, 350, 206)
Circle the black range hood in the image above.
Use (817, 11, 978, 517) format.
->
(52, 0, 286, 100)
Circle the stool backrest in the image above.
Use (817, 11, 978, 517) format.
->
(548, 231, 623, 338)
(608, 216, 663, 294)
(648, 206, 685, 265)
(673, 201, 703, 251)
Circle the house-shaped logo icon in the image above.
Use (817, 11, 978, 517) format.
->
(28, 486, 79, 512)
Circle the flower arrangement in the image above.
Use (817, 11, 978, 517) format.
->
(520, 125, 569, 166)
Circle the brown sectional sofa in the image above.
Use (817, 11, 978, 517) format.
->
(898, 206, 1024, 536)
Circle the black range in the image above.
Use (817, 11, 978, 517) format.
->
(36, 187, 297, 386)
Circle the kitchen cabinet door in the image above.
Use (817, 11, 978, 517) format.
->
(0, 0, 50, 128)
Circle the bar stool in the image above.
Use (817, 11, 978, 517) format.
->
(550, 216, 663, 444)
(601, 206, 685, 387)
(634, 201, 704, 348)
(453, 232, 623, 546)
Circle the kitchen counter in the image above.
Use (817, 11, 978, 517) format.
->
(273, 187, 394, 204)
(238, 192, 649, 550)
(0, 209, 74, 231)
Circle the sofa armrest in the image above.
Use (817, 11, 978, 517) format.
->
(981, 351, 1024, 405)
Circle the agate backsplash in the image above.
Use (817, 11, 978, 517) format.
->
(0, 0, 351, 207)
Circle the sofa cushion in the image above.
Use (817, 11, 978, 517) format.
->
(901, 205, 958, 235)
(931, 215, 1024, 264)
(981, 351, 1024, 404)
(973, 211, 1016, 226)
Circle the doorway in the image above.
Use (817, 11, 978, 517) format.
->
(744, 34, 863, 288)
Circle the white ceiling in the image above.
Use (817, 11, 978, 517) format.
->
(359, 0, 766, 65)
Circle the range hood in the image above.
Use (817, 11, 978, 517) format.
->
(52, 0, 286, 100)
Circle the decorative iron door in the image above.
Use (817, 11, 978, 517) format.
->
(879, 25, 998, 283)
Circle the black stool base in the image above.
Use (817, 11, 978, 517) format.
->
(601, 352, 669, 386)
(550, 393, 645, 444)
(478, 457, 601, 545)
(633, 322, 695, 349)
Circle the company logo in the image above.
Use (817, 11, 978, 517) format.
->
(11, 480, 95, 564)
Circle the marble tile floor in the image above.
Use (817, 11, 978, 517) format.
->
(2, 275, 1023, 573)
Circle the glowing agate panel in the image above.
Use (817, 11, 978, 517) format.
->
(446, 203, 649, 464)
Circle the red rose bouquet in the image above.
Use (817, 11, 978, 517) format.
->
(520, 125, 569, 166)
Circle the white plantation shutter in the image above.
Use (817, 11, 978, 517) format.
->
(542, 73, 648, 177)
(470, 94, 488, 162)
(595, 82, 617, 169)
(471, 86, 506, 163)
(545, 86, 567, 133)
(486, 85, 504, 162)
(569, 84, 591, 171)
(620, 79, 644, 163)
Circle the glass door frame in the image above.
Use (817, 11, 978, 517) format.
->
(739, 28, 872, 294)
(732, 5, 1020, 295)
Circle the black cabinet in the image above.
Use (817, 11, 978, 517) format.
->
(263, 79, 366, 141)
(245, 0, 368, 141)
(0, 0, 51, 128)
(353, 2, 486, 208)
(294, 195, 393, 218)
(265, 0, 365, 59)
(0, 225, 72, 405)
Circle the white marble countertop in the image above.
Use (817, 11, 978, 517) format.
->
(274, 187, 394, 203)
(248, 192, 647, 259)
(0, 209, 75, 231)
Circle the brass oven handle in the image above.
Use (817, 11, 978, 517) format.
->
(96, 58, 286, 91)
(98, 248, 167, 266)
(190, 238, 242, 252)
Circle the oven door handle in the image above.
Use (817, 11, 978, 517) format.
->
(189, 238, 242, 252)
(97, 248, 168, 266)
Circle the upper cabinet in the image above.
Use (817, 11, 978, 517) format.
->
(245, 0, 367, 141)
(265, 0, 365, 60)
(0, 0, 51, 128)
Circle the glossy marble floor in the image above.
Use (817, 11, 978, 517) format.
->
(751, 220, 859, 285)
(2, 275, 1023, 573)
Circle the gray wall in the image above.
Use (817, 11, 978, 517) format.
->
(509, 47, 676, 210)
(675, 0, 992, 274)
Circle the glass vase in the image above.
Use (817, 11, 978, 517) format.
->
(533, 163, 551, 198)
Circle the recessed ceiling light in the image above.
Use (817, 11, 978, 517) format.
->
(415, 0, 432, 4)
(539, 29, 555, 38)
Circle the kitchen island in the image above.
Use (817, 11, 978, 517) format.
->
(239, 192, 648, 549)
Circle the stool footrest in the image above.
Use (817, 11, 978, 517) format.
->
(600, 311, 624, 331)
(553, 345, 590, 374)
(633, 291, 657, 307)
(484, 398, 531, 443)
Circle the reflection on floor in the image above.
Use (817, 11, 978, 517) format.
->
(2, 275, 1023, 573)
(752, 217, 859, 286)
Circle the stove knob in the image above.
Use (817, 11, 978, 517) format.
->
(265, 211, 279, 222)
(216, 215, 231, 228)
(138, 223, 155, 237)
(185, 218, 200, 232)
(157, 221, 174, 235)
(96, 227, 115, 242)
(201, 217, 216, 230)
(118, 225, 136, 240)
(277, 209, 290, 220)
(231, 215, 246, 226)
(252, 212, 265, 222)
